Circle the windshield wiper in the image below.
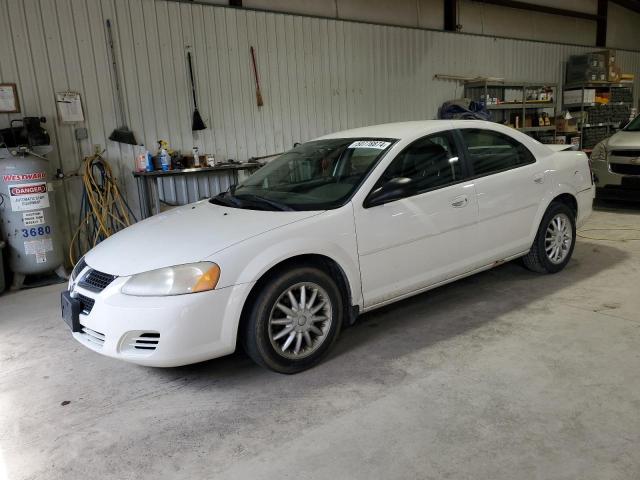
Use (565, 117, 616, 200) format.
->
(210, 190, 294, 211)
(234, 194, 294, 211)
(210, 192, 240, 208)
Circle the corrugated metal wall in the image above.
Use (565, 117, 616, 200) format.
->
(1, 0, 639, 257)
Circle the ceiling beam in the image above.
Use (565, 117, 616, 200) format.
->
(610, 0, 640, 14)
(470, 0, 600, 21)
(596, 0, 608, 47)
(444, 0, 458, 31)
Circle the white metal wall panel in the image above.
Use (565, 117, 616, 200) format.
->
(1, 0, 640, 257)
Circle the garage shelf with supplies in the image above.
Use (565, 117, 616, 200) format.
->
(133, 163, 261, 219)
(561, 82, 634, 150)
(464, 81, 557, 143)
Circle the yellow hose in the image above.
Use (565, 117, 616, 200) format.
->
(69, 153, 132, 265)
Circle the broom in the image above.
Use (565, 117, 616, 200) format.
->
(106, 20, 137, 145)
(187, 51, 206, 131)
(250, 46, 264, 107)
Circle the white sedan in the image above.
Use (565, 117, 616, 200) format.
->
(62, 120, 594, 373)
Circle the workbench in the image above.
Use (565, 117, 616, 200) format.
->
(133, 163, 261, 219)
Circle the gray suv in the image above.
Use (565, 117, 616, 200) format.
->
(591, 115, 640, 200)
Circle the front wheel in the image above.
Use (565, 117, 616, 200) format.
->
(242, 266, 343, 374)
(522, 202, 576, 274)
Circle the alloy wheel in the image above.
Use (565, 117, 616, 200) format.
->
(545, 213, 573, 264)
(268, 282, 333, 360)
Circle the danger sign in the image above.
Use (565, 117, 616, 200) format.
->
(10, 184, 47, 195)
(8, 182, 50, 212)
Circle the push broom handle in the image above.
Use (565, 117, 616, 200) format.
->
(250, 46, 260, 89)
(250, 46, 263, 106)
(106, 20, 127, 127)
(187, 51, 198, 108)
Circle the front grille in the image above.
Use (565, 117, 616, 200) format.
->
(78, 269, 117, 293)
(610, 163, 640, 175)
(621, 177, 640, 188)
(80, 325, 105, 347)
(611, 150, 640, 157)
(77, 293, 95, 315)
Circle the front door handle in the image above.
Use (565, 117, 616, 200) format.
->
(451, 195, 468, 208)
(533, 172, 545, 184)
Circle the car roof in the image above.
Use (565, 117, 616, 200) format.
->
(315, 119, 553, 156)
(316, 120, 454, 141)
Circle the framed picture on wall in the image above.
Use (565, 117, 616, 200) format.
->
(0, 83, 20, 113)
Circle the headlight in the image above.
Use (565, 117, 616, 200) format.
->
(70, 256, 87, 282)
(121, 262, 220, 296)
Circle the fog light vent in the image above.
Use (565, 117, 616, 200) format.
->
(132, 332, 160, 350)
(119, 331, 160, 355)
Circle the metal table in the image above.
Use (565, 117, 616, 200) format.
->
(133, 163, 261, 219)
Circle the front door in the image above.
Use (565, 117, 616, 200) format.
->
(353, 131, 479, 308)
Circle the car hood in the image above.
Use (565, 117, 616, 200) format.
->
(85, 201, 321, 276)
(607, 130, 640, 149)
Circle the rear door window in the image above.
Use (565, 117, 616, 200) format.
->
(459, 129, 535, 176)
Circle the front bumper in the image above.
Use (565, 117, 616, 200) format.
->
(67, 275, 253, 367)
(592, 159, 640, 201)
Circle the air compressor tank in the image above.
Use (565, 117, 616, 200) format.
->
(0, 117, 64, 289)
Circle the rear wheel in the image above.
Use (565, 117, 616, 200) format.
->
(242, 266, 343, 374)
(522, 202, 576, 274)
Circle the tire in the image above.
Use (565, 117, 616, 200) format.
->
(242, 266, 344, 374)
(522, 202, 576, 274)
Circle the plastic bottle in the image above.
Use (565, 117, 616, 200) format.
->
(135, 145, 146, 172)
(160, 149, 170, 171)
(145, 148, 154, 172)
(192, 147, 200, 167)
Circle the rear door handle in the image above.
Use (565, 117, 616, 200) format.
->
(451, 195, 468, 208)
(533, 172, 545, 184)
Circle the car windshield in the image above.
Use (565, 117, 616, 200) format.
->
(211, 138, 395, 211)
(625, 115, 640, 132)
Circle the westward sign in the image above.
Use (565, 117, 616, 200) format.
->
(2, 172, 46, 182)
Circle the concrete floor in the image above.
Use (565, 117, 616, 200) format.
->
(1, 207, 640, 480)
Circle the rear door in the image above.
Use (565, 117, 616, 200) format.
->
(354, 130, 479, 308)
(457, 128, 547, 261)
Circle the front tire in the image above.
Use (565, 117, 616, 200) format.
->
(242, 266, 343, 374)
(522, 202, 576, 274)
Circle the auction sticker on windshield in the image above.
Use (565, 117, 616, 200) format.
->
(348, 140, 391, 149)
(8, 182, 50, 212)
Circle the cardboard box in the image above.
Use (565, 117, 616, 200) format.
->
(593, 49, 619, 81)
(556, 116, 578, 133)
(504, 88, 522, 103)
(566, 53, 607, 83)
(540, 135, 566, 145)
(563, 89, 596, 105)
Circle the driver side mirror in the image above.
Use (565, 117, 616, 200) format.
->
(364, 177, 413, 208)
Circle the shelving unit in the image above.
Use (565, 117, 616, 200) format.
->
(560, 82, 634, 150)
(464, 81, 557, 144)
